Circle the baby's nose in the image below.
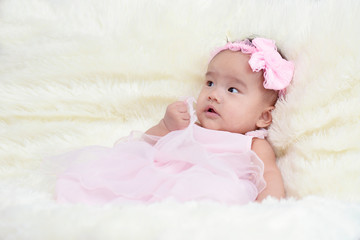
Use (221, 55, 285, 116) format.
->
(208, 88, 222, 102)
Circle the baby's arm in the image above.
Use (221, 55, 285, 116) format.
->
(252, 138, 285, 202)
(145, 101, 190, 137)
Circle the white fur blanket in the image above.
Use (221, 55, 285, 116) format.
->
(1, 0, 360, 239)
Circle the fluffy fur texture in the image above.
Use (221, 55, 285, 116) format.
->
(1, 0, 360, 239)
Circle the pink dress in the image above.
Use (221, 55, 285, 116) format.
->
(54, 100, 266, 205)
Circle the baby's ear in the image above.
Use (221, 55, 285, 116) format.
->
(256, 106, 275, 128)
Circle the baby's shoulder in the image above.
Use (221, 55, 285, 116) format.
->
(251, 138, 276, 166)
(251, 138, 273, 151)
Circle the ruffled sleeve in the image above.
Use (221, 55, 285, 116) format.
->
(248, 152, 267, 194)
(245, 128, 268, 139)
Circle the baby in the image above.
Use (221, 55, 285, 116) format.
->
(55, 37, 294, 205)
(147, 37, 294, 202)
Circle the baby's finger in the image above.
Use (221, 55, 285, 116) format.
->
(180, 112, 190, 121)
(176, 102, 188, 113)
(181, 118, 191, 128)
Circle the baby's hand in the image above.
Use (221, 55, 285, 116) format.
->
(163, 101, 190, 131)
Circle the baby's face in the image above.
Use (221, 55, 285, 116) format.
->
(196, 50, 270, 134)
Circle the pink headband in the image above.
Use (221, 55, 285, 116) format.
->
(210, 38, 295, 97)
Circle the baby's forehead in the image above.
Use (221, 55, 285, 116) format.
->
(207, 51, 262, 81)
(210, 50, 251, 62)
(208, 51, 252, 72)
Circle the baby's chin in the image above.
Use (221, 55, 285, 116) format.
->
(195, 120, 225, 132)
(195, 120, 247, 134)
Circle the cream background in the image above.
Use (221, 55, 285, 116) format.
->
(1, 0, 360, 239)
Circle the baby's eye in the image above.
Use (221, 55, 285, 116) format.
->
(206, 81, 214, 87)
(228, 87, 239, 93)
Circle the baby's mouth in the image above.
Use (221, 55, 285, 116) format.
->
(207, 107, 216, 113)
(205, 106, 220, 117)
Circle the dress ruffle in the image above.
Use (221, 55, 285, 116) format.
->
(54, 124, 266, 205)
(53, 98, 267, 205)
